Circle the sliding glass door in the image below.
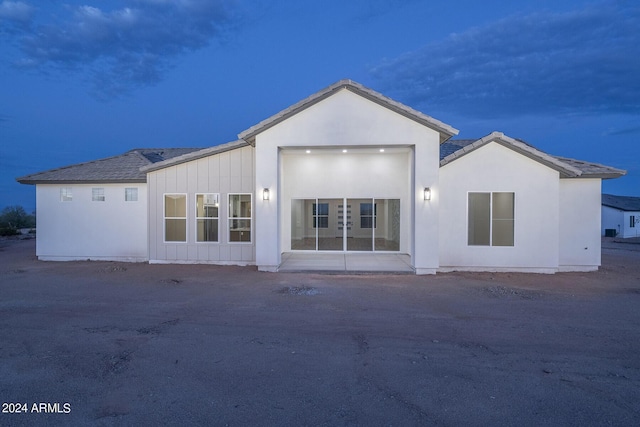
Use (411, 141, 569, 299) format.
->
(291, 198, 400, 252)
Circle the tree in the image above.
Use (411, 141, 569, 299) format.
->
(0, 206, 36, 235)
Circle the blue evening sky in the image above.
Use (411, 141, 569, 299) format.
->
(1, 0, 638, 212)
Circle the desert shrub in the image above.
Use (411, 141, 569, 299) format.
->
(0, 206, 35, 230)
(0, 227, 19, 236)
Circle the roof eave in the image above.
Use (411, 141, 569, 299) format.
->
(16, 178, 147, 185)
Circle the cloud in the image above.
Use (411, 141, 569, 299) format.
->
(1, 1, 241, 97)
(0, 1, 33, 22)
(370, 1, 640, 118)
(602, 125, 640, 136)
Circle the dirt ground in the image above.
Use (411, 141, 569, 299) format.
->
(0, 238, 639, 426)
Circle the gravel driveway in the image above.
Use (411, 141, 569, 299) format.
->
(1, 238, 639, 426)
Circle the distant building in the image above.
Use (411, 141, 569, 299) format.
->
(602, 194, 640, 238)
(17, 80, 626, 273)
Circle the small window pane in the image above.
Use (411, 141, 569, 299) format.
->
(92, 188, 105, 202)
(197, 219, 219, 242)
(125, 188, 138, 202)
(492, 219, 514, 246)
(60, 187, 72, 202)
(229, 194, 251, 218)
(196, 194, 219, 218)
(165, 194, 186, 217)
(165, 219, 186, 242)
(312, 203, 329, 229)
(492, 193, 514, 220)
(229, 219, 251, 242)
(468, 193, 490, 245)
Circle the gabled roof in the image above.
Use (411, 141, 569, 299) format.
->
(602, 194, 640, 211)
(439, 131, 626, 179)
(140, 140, 250, 173)
(238, 79, 459, 144)
(440, 132, 582, 177)
(17, 148, 202, 185)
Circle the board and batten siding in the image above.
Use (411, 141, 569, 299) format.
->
(147, 145, 256, 264)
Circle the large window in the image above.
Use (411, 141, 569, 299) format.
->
(468, 192, 514, 246)
(229, 194, 251, 242)
(313, 203, 329, 228)
(196, 193, 219, 242)
(165, 194, 187, 242)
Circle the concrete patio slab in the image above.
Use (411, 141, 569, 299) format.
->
(278, 252, 413, 273)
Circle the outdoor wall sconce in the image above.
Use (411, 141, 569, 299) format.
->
(424, 187, 431, 201)
(263, 188, 270, 201)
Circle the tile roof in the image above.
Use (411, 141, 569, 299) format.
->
(441, 133, 626, 179)
(602, 194, 640, 211)
(238, 79, 459, 144)
(553, 157, 626, 179)
(17, 148, 202, 184)
(140, 140, 250, 173)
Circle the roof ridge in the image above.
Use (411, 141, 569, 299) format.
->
(238, 79, 459, 144)
(440, 131, 584, 177)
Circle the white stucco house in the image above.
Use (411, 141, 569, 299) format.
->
(602, 194, 640, 238)
(18, 80, 626, 273)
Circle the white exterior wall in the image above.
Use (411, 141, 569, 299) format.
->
(35, 184, 147, 261)
(147, 146, 255, 264)
(253, 89, 441, 273)
(601, 206, 624, 237)
(438, 143, 560, 273)
(558, 179, 601, 271)
(602, 206, 640, 238)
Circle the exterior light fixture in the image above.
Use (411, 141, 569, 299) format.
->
(342, 149, 348, 153)
(305, 149, 311, 154)
(379, 148, 385, 153)
(263, 188, 270, 201)
(424, 187, 431, 201)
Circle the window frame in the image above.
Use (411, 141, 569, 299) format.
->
(630, 215, 636, 228)
(228, 193, 252, 244)
(125, 187, 138, 202)
(60, 187, 73, 202)
(164, 193, 188, 243)
(312, 202, 329, 229)
(92, 188, 105, 202)
(195, 193, 220, 243)
(467, 191, 515, 247)
(360, 202, 377, 229)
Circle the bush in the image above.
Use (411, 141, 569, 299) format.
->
(0, 227, 19, 237)
(0, 206, 35, 230)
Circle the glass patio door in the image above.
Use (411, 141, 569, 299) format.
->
(347, 199, 373, 251)
(291, 198, 400, 252)
(290, 198, 342, 251)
